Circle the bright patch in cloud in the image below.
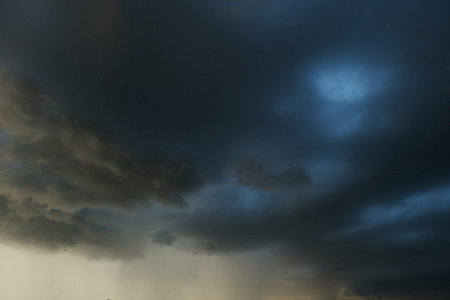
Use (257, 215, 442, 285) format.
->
(313, 61, 391, 102)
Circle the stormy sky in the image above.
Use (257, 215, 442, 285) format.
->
(0, 1, 450, 299)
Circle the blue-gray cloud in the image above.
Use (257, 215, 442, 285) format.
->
(1, 0, 450, 299)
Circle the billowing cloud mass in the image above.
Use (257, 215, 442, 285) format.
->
(0, 70, 203, 211)
(0, 0, 450, 299)
(0, 70, 203, 258)
(0, 193, 142, 258)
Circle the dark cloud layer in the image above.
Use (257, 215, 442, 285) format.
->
(0, 195, 142, 259)
(0, 70, 203, 209)
(150, 230, 176, 247)
(1, 0, 450, 299)
(234, 156, 311, 190)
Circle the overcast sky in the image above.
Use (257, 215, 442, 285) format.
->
(1, 1, 450, 300)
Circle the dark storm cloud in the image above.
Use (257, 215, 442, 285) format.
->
(0, 69, 203, 257)
(150, 230, 176, 247)
(233, 156, 311, 190)
(1, 0, 450, 299)
(176, 185, 450, 298)
(0, 0, 318, 178)
(0, 195, 144, 258)
(0, 195, 12, 216)
(0, 70, 203, 209)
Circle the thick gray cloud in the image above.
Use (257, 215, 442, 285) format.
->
(233, 156, 311, 190)
(0, 69, 204, 258)
(150, 230, 176, 247)
(0, 195, 144, 258)
(0, 70, 203, 210)
(0, 0, 450, 299)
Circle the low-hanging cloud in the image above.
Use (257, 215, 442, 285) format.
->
(150, 230, 177, 247)
(0, 194, 144, 258)
(0, 70, 204, 211)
